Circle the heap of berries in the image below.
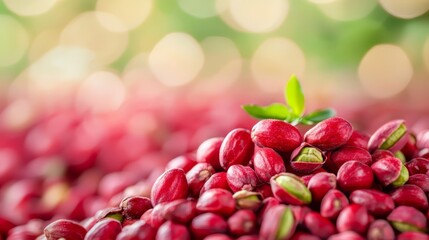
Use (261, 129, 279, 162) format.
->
(6, 77, 429, 239)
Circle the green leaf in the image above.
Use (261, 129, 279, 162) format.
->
(301, 108, 336, 125)
(242, 103, 293, 121)
(285, 75, 305, 116)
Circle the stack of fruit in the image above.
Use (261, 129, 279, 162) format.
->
(3, 77, 429, 239)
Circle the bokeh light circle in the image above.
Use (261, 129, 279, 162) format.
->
(60, 12, 129, 65)
(96, 0, 153, 32)
(178, 0, 219, 18)
(4, 0, 57, 16)
(317, 0, 377, 21)
(251, 38, 306, 92)
(358, 44, 413, 99)
(221, 0, 288, 33)
(379, 0, 429, 19)
(0, 15, 29, 67)
(149, 33, 204, 87)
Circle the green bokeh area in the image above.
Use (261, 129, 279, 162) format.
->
(1, 0, 429, 78)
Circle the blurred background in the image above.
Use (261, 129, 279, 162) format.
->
(2, 0, 429, 230)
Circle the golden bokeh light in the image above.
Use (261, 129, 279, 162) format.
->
(60, 12, 129, 65)
(149, 33, 205, 87)
(379, 0, 429, 19)
(251, 37, 306, 92)
(76, 71, 126, 113)
(28, 29, 60, 62)
(196, 37, 242, 91)
(358, 44, 413, 99)
(3, 0, 57, 16)
(96, 0, 153, 32)
(0, 15, 29, 67)
(178, 0, 219, 18)
(317, 0, 377, 21)
(220, 0, 288, 33)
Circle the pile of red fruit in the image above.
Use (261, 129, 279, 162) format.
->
(3, 77, 429, 239)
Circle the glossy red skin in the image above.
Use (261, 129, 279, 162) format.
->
(227, 165, 259, 192)
(191, 213, 228, 240)
(290, 143, 326, 173)
(260, 205, 297, 240)
(320, 189, 349, 219)
(337, 161, 373, 192)
(304, 212, 336, 239)
(304, 117, 353, 151)
(204, 234, 234, 240)
(149, 204, 167, 229)
(156, 221, 190, 240)
(290, 206, 312, 226)
(290, 232, 321, 240)
(390, 184, 429, 211)
(162, 199, 198, 224)
(405, 158, 429, 175)
(236, 236, 259, 240)
(200, 172, 231, 195)
(120, 196, 152, 220)
(349, 189, 394, 217)
(367, 220, 395, 240)
(251, 119, 302, 153)
(150, 169, 188, 206)
(416, 130, 429, 149)
(401, 135, 418, 160)
(371, 150, 395, 163)
(255, 184, 273, 199)
(368, 119, 409, 153)
(257, 197, 280, 224)
(307, 172, 336, 202)
(270, 173, 310, 205)
(327, 231, 365, 240)
(227, 210, 257, 236)
(328, 146, 372, 172)
(336, 204, 369, 234)
(186, 163, 215, 197)
(116, 221, 156, 240)
(371, 157, 402, 187)
(44, 219, 87, 240)
(196, 137, 223, 171)
(253, 147, 286, 182)
(139, 209, 153, 223)
(397, 232, 429, 240)
(165, 155, 197, 173)
(84, 219, 122, 240)
(407, 174, 429, 192)
(0, 217, 15, 236)
(387, 206, 427, 231)
(196, 189, 236, 217)
(219, 129, 254, 170)
(344, 130, 370, 149)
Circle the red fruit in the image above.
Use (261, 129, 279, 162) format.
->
(367, 220, 394, 240)
(165, 155, 197, 173)
(84, 219, 122, 240)
(257, 197, 280, 224)
(320, 189, 349, 219)
(336, 204, 369, 234)
(290, 206, 312, 226)
(233, 190, 262, 211)
(260, 205, 297, 240)
(219, 129, 254, 170)
(200, 172, 231, 195)
(371, 149, 394, 163)
(191, 213, 228, 240)
(44, 219, 87, 240)
(253, 147, 286, 182)
(368, 119, 409, 153)
(344, 130, 369, 149)
(407, 174, 429, 192)
(251, 119, 302, 152)
(307, 172, 336, 202)
(371, 157, 408, 187)
(162, 199, 198, 224)
(156, 221, 190, 240)
(227, 165, 259, 192)
(304, 117, 353, 151)
(390, 184, 428, 211)
(116, 221, 156, 240)
(290, 232, 321, 240)
(196, 189, 236, 217)
(151, 169, 188, 206)
(290, 143, 326, 174)
(387, 206, 427, 232)
(337, 161, 373, 192)
(196, 137, 223, 171)
(270, 173, 312, 205)
(349, 189, 394, 217)
(304, 212, 336, 239)
(327, 231, 365, 240)
(328, 146, 372, 172)
(120, 196, 152, 220)
(186, 163, 215, 197)
(227, 210, 257, 236)
(397, 232, 429, 240)
(405, 157, 429, 175)
(204, 234, 234, 240)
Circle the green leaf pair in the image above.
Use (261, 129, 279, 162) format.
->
(242, 75, 336, 125)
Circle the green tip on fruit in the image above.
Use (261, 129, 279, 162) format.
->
(275, 174, 312, 204)
(391, 164, 409, 187)
(276, 206, 295, 239)
(381, 124, 407, 149)
(295, 147, 324, 163)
